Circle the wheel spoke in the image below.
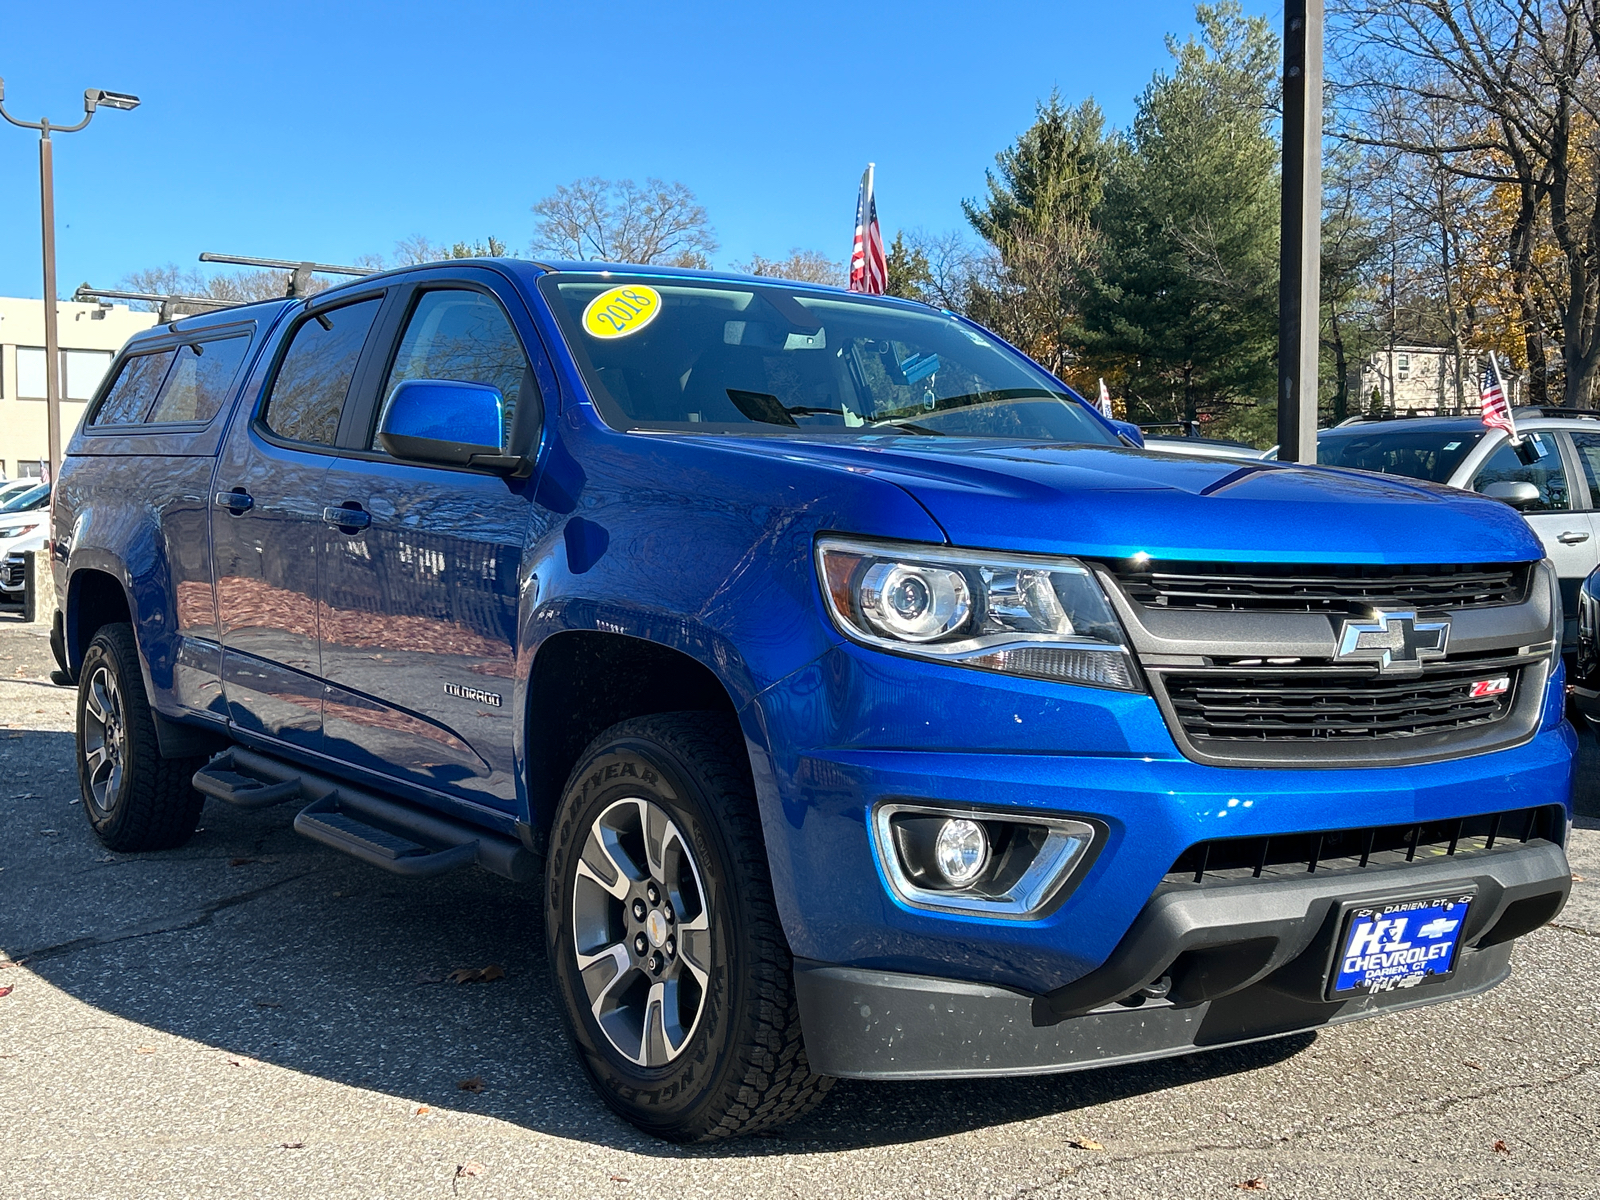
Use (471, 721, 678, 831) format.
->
(575, 852, 630, 900)
(577, 940, 633, 1018)
(641, 799, 671, 884)
(85, 674, 108, 724)
(642, 981, 670, 1067)
(84, 745, 109, 781)
(578, 821, 636, 898)
(677, 925, 711, 989)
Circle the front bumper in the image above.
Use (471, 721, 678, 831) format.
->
(795, 838, 1569, 1078)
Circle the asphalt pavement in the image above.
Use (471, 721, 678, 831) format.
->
(1, 609, 1596, 1199)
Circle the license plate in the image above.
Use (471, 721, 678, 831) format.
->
(1327, 891, 1474, 999)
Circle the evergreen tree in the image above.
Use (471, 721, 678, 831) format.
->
(961, 94, 1111, 377)
(1083, 2, 1280, 431)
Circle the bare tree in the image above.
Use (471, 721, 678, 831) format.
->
(530, 177, 718, 267)
(733, 249, 845, 286)
(1332, 0, 1600, 405)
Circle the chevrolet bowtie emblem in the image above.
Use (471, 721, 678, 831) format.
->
(1335, 610, 1450, 674)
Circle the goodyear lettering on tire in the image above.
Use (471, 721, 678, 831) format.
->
(582, 285, 662, 339)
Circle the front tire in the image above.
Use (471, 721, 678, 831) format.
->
(545, 713, 832, 1141)
(77, 623, 206, 852)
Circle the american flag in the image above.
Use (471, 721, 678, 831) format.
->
(1480, 351, 1519, 441)
(1098, 377, 1114, 418)
(849, 163, 887, 295)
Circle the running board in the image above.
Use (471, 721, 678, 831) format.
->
(191, 747, 535, 882)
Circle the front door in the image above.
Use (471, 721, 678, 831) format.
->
(316, 282, 541, 811)
(213, 293, 387, 751)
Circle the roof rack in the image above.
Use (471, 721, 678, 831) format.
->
(199, 252, 374, 298)
(72, 286, 235, 324)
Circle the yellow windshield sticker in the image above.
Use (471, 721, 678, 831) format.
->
(582, 285, 662, 339)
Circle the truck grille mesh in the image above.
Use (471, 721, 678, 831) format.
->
(1165, 804, 1565, 885)
(1112, 560, 1530, 614)
(1162, 655, 1526, 743)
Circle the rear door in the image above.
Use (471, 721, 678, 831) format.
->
(315, 272, 544, 812)
(1469, 429, 1588, 646)
(213, 291, 389, 751)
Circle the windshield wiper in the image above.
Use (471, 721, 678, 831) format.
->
(869, 419, 945, 435)
(726, 389, 845, 427)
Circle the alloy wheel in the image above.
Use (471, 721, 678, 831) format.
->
(81, 665, 125, 817)
(571, 796, 712, 1067)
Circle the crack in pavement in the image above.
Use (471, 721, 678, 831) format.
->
(13, 868, 327, 963)
(1012, 1058, 1600, 1197)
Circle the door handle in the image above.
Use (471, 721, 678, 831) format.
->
(323, 504, 371, 531)
(214, 489, 253, 514)
(1558, 530, 1590, 544)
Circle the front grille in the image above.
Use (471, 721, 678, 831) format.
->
(1112, 559, 1530, 614)
(1162, 654, 1527, 743)
(0, 557, 23, 590)
(1166, 804, 1565, 886)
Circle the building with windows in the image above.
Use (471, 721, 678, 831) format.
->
(0, 296, 157, 479)
(1355, 343, 1525, 416)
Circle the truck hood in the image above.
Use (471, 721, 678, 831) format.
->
(702, 436, 1544, 564)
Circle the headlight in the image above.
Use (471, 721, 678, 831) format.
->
(0, 523, 40, 540)
(816, 536, 1139, 689)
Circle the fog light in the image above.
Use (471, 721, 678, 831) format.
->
(933, 818, 989, 885)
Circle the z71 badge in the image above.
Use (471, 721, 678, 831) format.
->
(444, 683, 502, 707)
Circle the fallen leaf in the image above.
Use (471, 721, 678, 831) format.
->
(1234, 1179, 1266, 1192)
(457, 1076, 485, 1093)
(1494, 1139, 1511, 1155)
(38, 829, 58, 837)
(0, 986, 12, 999)
(229, 857, 258, 867)
(0, 960, 19, 969)
(446, 965, 506, 985)
(1572, 873, 1586, 882)
(1068, 1138, 1105, 1151)
(610, 1176, 630, 1184)
(456, 1162, 483, 1176)
(135, 1046, 156, 1055)
(255, 1000, 281, 1009)
(1464, 1060, 1484, 1070)
(415, 1106, 431, 1115)
(280, 1142, 305, 1150)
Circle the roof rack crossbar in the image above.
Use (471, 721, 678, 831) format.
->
(72, 285, 238, 324)
(199, 252, 375, 299)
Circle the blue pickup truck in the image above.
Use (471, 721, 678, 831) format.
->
(50, 260, 1573, 1141)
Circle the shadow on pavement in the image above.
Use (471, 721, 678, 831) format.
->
(2, 723, 1320, 1156)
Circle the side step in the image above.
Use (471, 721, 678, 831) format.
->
(191, 747, 534, 882)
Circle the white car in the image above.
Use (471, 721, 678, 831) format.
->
(1314, 410, 1600, 647)
(0, 483, 49, 603)
(0, 479, 39, 508)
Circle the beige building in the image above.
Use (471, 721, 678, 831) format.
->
(1355, 343, 1526, 416)
(0, 296, 158, 480)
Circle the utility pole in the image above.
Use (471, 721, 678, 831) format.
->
(1277, 0, 1323, 462)
(0, 81, 139, 483)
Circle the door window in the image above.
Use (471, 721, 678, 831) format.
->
(1470, 432, 1571, 511)
(371, 290, 532, 450)
(262, 298, 383, 446)
(1567, 431, 1600, 509)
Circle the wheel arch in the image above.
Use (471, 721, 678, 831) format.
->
(522, 629, 744, 840)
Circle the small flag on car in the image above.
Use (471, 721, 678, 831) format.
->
(849, 164, 887, 295)
(1480, 351, 1520, 443)
(1098, 378, 1114, 419)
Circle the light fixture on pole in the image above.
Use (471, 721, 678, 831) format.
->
(0, 78, 140, 483)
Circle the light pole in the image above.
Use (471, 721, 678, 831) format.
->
(1277, 0, 1323, 463)
(0, 80, 139, 482)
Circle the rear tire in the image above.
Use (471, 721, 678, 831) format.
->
(76, 623, 206, 852)
(545, 713, 833, 1141)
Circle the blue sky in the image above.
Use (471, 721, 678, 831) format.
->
(0, 0, 1275, 299)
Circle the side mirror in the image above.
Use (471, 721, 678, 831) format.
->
(1480, 480, 1542, 509)
(377, 379, 525, 474)
(1111, 419, 1144, 448)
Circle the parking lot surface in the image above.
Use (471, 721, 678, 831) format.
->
(1, 613, 1597, 1199)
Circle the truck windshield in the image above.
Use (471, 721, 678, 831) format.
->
(1317, 429, 1485, 483)
(0, 484, 49, 513)
(541, 274, 1116, 443)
